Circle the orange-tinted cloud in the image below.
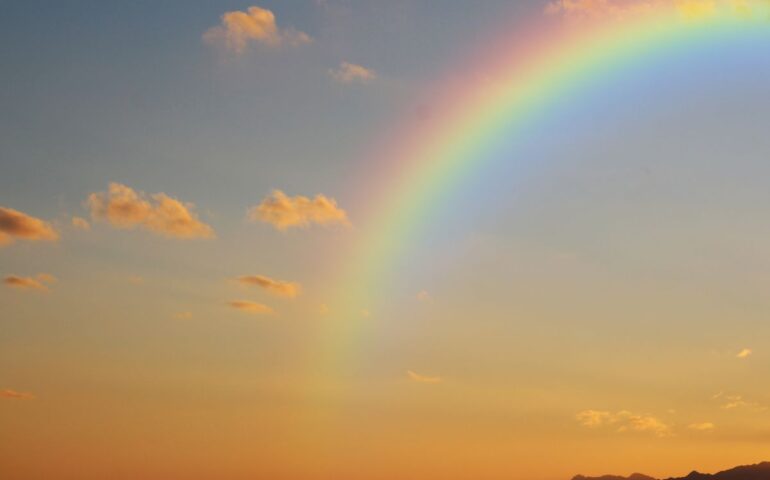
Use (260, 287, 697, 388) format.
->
(173, 311, 193, 320)
(407, 370, 442, 384)
(1, 389, 35, 400)
(329, 62, 377, 84)
(736, 348, 752, 359)
(688, 422, 715, 431)
(248, 190, 350, 231)
(0, 207, 58, 247)
(576, 409, 671, 437)
(417, 290, 433, 302)
(3, 274, 57, 292)
(203, 5, 311, 54)
(87, 183, 214, 239)
(228, 300, 275, 315)
(237, 275, 302, 298)
(71, 216, 90, 230)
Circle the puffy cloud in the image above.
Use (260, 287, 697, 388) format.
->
(688, 422, 715, 431)
(237, 275, 301, 298)
(248, 190, 350, 231)
(576, 409, 672, 437)
(87, 183, 214, 239)
(0, 207, 58, 246)
(71, 216, 90, 230)
(3, 274, 56, 292)
(329, 62, 377, 84)
(736, 348, 752, 359)
(407, 370, 442, 384)
(203, 5, 311, 54)
(228, 300, 275, 315)
(1, 389, 35, 400)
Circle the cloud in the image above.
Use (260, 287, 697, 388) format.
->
(228, 300, 275, 315)
(87, 183, 214, 239)
(719, 394, 766, 411)
(407, 370, 442, 384)
(173, 311, 193, 320)
(736, 348, 752, 359)
(0, 207, 59, 247)
(203, 5, 311, 54)
(319, 303, 330, 315)
(71, 216, 90, 230)
(688, 422, 715, 431)
(248, 190, 350, 231)
(236, 275, 301, 298)
(1, 389, 35, 400)
(128, 275, 144, 285)
(329, 62, 377, 84)
(3, 274, 56, 292)
(576, 409, 672, 437)
(417, 290, 433, 302)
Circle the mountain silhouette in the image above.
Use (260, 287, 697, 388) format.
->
(572, 462, 770, 480)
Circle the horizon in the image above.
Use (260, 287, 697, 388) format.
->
(3, 1, 770, 479)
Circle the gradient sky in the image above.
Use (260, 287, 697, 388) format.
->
(3, 1, 770, 479)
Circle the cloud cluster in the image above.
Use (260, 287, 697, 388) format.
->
(1, 389, 35, 400)
(3, 274, 57, 292)
(237, 275, 302, 298)
(228, 300, 275, 315)
(203, 5, 311, 54)
(87, 183, 214, 239)
(0, 207, 58, 247)
(248, 190, 350, 231)
(407, 370, 442, 384)
(329, 62, 377, 84)
(576, 409, 672, 437)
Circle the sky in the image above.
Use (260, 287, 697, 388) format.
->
(2, 1, 770, 479)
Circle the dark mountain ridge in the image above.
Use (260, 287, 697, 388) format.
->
(572, 462, 770, 480)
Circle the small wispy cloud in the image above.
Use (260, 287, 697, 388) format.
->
(688, 422, 715, 431)
(3, 274, 57, 292)
(71, 216, 90, 230)
(87, 183, 214, 239)
(228, 300, 275, 315)
(236, 275, 301, 298)
(407, 370, 442, 384)
(172, 311, 193, 320)
(1, 389, 35, 400)
(719, 394, 766, 411)
(417, 290, 433, 302)
(128, 275, 144, 285)
(319, 303, 330, 315)
(203, 5, 311, 54)
(329, 62, 377, 84)
(576, 409, 672, 437)
(248, 190, 350, 231)
(736, 348, 752, 359)
(0, 207, 59, 247)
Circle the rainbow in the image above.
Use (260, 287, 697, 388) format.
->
(318, 2, 770, 378)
